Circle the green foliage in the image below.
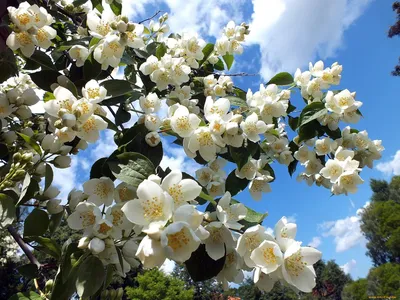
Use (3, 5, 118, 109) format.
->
(125, 268, 194, 300)
(0, 193, 16, 228)
(341, 279, 368, 300)
(360, 177, 400, 265)
(367, 263, 400, 297)
(76, 256, 106, 297)
(267, 72, 294, 85)
(23, 209, 49, 237)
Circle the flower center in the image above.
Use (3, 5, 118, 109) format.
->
(262, 247, 277, 264)
(167, 229, 189, 250)
(142, 197, 163, 220)
(285, 250, 306, 277)
(82, 117, 96, 133)
(95, 182, 111, 198)
(80, 211, 96, 227)
(16, 13, 31, 26)
(197, 131, 213, 146)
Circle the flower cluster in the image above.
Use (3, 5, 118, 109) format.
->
(6, 2, 56, 57)
(43, 79, 108, 144)
(215, 21, 250, 56)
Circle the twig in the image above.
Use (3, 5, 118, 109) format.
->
(7, 226, 41, 268)
(216, 72, 257, 77)
(139, 10, 162, 24)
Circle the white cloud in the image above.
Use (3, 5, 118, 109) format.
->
(160, 259, 176, 274)
(52, 156, 81, 203)
(341, 259, 357, 274)
(286, 214, 297, 223)
(308, 236, 322, 248)
(320, 202, 368, 252)
(376, 150, 400, 176)
(161, 140, 200, 176)
(247, 0, 372, 80)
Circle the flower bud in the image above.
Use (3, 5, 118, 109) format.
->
(16, 105, 32, 119)
(226, 122, 239, 135)
(88, 237, 105, 254)
(53, 119, 64, 129)
(21, 127, 34, 137)
(12, 152, 22, 163)
(208, 55, 219, 65)
(145, 131, 161, 147)
(62, 113, 76, 127)
(78, 236, 91, 249)
(11, 169, 26, 181)
(126, 23, 135, 32)
(148, 174, 161, 184)
(21, 152, 33, 163)
(52, 155, 71, 168)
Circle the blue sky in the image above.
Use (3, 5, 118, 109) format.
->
(54, 0, 400, 279)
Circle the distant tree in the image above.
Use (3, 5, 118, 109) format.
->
(367, 263, 400, 297)
(360, 177, 400, 266)
(389, 2, 400, 75)
(125, 268, 194, 300)
(341, 279, 368, 300)
(172, 263, 223, 300)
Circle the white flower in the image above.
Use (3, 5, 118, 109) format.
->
(122, 179, 173, 234)
(217, 249, 244, 290)
(161, 170, 202, 208)
(249, 175, 273, 201)
(282, 242, 322, 292)
(274, 217, 297, 252)
(294, 69, 311, 87)
(315, 137, 336, 156)
(204, 222, 235, 260)
(338, 171, 364, 194)
(145, 131, 161, 147)
(43, 86, 77, 117)
(294, 145, 314, 164)
(139, 92, 161, 114)
(83, 177, 114, 206)
(250, 240, 283, 274)
(94, 35, 124, 70)
(150, 67, 170, 90)
(139, 55, 160, 75)
(170, 105, 201, 138)
(125, 24, 145, 48)
(0, 94, 14, 118)
(69, 46, 89, 67)
(320, 159, 343, 183)
(86, 10, 112, 38)
(173, 204, 209, 241)
(236, 225, 274, 268)
(240, 113, 270, 143)
(82, 80, 107, 104)
(136, 235, 166, 269)
(161, 221, 200, 263)
(6, 31, 37, 58)
(67, 202, 102, 231)
(122, 240, 140, 267)
(93, 219, 114, 239)
(106, 203, 133, 238)
(254, 267, 281, 292)
(68, 189, 86, 210)
(8, 2, 35, 31)
(76, 115, 108, 143)
(34, 26, 57, 49)
(309, 60, 324, 77)
(216, 192, 247, 230)
(88, 237, 106, 254)
(204, 97, 230, 122)
(144, 114, 161, 131)
(235, 159, 257, 180)
(195, 167, 214, 186)
(278, 150, 294, 166)
(114, 182, 136, 203)
(186, 127, 224, 162)
(46, 199, 63, 214)
(52, 155, 71, 168)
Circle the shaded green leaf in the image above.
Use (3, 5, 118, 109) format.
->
(27, 50, 55, 70)
(0, 49, 18, 82)
(226, 96, 248, 107)
(225, 170, 249, 196)
(298, 101, 327, 127)
(267, 72, 294, 85)
(214, 58, 225, 71)
(30, 70, 61, 92)
(76, 256, 105, 298)
(17, 264, 39, 279)
(110, 1, 122, 15)
(17, 133, 42, 155)
(24, 209, 49, 237)
(101, 79, 132, 97)
(222, 54, 234, 70)
(26, 236, 62, 259)
(0, 193, 15, 228)
(83, 52, 102, 81)
(18, 175, 40, 206)
(49, 210, 64, 235)
(199, 43, 214, 66)
(115, 105, 131, 126)
(108, 152, 155, 188)
(9, 291, 41, 300)
(155, 43, 167, 59)
(45, 164, 53, 191)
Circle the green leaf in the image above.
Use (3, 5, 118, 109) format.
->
(110, 1, 122, 15)
(298, 101, 327, 128)
(297, 121, 320, 143)
(89, 37, 101, 48)
(9, 291, 42, 300)
(287, 102, 296, 114)
(263, 163, 275, 182)
(233, 86, 246, 100)
(58, 37, 91, 51)
(27, 50, 56, 70)
(45, 164, 53, 191)
(44, 92, 55, 102)
(185, 244, 225, 282)
(222, 54, 234, 70)
(17, 264, 39, 279)
(101, 79, 132, 97)
(0, 193, 16, 228)
(30, 70, 61, 92)
(288, 160, 298, 177)
(155, 43, 167, 60)
(267, 72, 294, 85)
(288, 116, 299, 131)
(0, 143, 8, 159)
(226, 96, 248, 107)
(91, 0, 103, 12)
(18, 174, 40, 206)
(0, 49, 18, 82)
(225, 170, 249, 196)
(25, 236, 62, 259)
(239, 204, 268, 230)
(49, 210, 64, 235)
(115, 105, 131, 126)
(83, 52, 102, 81)
(76, 256, 105, 298)
(17, 133, 42, 155)
(198, 43, 214, 66)
(108, 152, 155, 188)
(24, 209, 49, 237)
(214, 58, 225, 71)
(229, 145, 249, 171)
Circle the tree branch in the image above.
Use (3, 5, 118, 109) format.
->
(139, 10, 162, 24)
(7, 225, 41, 268)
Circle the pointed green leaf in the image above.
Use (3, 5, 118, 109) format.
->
(267, 72, 294, 85)
(24, 208, 49, 237)
(76, 256, 105, 298)
(222, 54, 234, 70)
